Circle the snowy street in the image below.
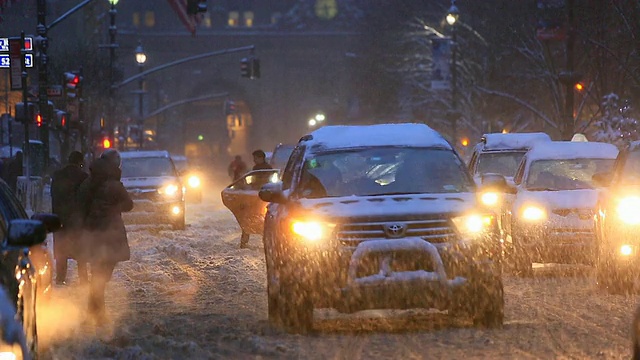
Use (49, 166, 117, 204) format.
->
(34, 182, 637, 359)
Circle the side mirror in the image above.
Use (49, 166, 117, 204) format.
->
(593, 172, 612, 187)
(31, 213, 62, 233)
(7, 220, 46, 248)
(259, 182, 287, 204)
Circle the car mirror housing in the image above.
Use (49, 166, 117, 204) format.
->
(7, 220, 47, 248)
(259, 182, 287, 204)
(30, 213, 62, 233)
(592, 172, 612, 187)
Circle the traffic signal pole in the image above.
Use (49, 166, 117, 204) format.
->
(20, 32, 30, 181)
(36, 0, 49, 171)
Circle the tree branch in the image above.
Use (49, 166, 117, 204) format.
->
(475, 86, 557, 129)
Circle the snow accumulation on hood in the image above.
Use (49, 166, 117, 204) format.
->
(297, 193, 477, 218)
(304, 123, 452, 151)
(482, 132, 551, 151)
(515, 189, 599, 210)
(527, 141, 619, 161)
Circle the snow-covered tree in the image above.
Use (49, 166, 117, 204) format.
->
(591, 93, 639, 147)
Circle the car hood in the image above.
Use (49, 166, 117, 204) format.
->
(296, 193, 480, 219)
(121, 176, 178, 189)
(515, 188, 599, 210)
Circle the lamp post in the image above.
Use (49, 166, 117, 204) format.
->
(446, 0, 459, 142)
(108, 0, 118, 149)
(135, 41, 146, 149)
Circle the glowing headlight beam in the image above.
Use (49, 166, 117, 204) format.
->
(522, 206, 546, 221)
(617, 196, 640, 225)
(620, 244, 633, 256)
(187, 175, 201, 188)
(0, 352, 16, 360)
(480, 192, 499, 206)
(452, 214, 493, 237)
(292, 221, 324, 242)
(159, 184, 179, 196)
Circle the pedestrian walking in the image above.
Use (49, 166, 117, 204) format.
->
(228, 155, 247, 181)
(77, 149, 133, 325)
(51, 151, 89, 285)
(252, 150, 273, 171)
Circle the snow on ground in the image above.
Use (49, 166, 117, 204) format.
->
(34, 172, 640, 359)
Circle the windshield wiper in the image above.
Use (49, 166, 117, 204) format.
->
(368, 192, 421, 196)
(526, 187, 560, 191)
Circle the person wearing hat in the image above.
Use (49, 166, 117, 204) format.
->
(51, 151, 89, 285)
(76, 149, 133, 325)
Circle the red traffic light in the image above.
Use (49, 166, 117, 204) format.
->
(102, 138, 112, 149)
(36, 113, 43, 127)
(61, 115, 66, 128)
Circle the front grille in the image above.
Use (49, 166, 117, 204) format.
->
(127, 187, 160, 201)
(337, 218, 457, 247)
(552, 208, 594, 220)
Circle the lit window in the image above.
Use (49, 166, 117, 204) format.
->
(145, 11, 155, 27)
(203, 13, 212, 28)
(244, 11, 254, 27)
(315, 0, 338, 20)
(228, 11, 239, 27)
(133, 12, 140, 27)
(271, 12, 281, 24)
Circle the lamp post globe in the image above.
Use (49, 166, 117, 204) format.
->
(315, 113, 325, 122)
(108, 0, 119, 6)
(308, 119, 317, 127)
(135, 43, 146, 65)
(446, 1, 459, 26)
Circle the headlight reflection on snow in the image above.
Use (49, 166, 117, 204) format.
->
(617, 196, 640, 224)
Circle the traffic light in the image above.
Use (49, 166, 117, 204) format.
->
(574, 82, 584, 92)
(14, 102, 36, 123)
(224, 99, 237, 116)
(102, 137, 112, 149)
(54, 110, 69, 130)
(187, 0, 207, 15)
(240, 57, 261, 79)
(251, 57, 260, 79)
(64, 71, 83, 99)
(35, 113, 43, 127)
(240, 58, 251, 78)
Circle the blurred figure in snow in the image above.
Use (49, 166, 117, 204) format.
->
(51, 151, 89, 285)
(77, 149, 133, 325)
(252, 150, 272, 171)
(228, 155, 247, 181)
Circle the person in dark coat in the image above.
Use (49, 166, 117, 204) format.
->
(51, 151, 89, 285)
(228, 155, 248, 181)
(252, 150, 273, 171)
(5, 151, 22, 193)
(77, 149, 133, 324)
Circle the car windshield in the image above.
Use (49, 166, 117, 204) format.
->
(525, 158, 615, 191)
(271, 146, 295, 168)
(298, 147, 474, 198)
(620, 150, 640, 185)
(122, 157, 176, 178)
(476, 151, 526, 177)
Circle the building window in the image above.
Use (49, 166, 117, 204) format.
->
(203, 13, 212, 28)
(243, 11, 254, 27)
(228, 11, 239, 27)
(315, 0, 338, 20)
(271, 12, 281, 25)
(144, 11, 155, 27)
(133, 12, 140, 27)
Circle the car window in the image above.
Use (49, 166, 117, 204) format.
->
(525, 158, 615, 191)
(122, 157, 176, 178)
(476, 151, 527, 178)
(617, 150, 640, 185)
(0, 180, 27, 240)
(282, 146, 304, 190)
(230, 170, 279, 191)
(513, 157, 526, 185)
(297, 147, 474, 198)
(468, 150, 478, 173)
(271, 145, 295, 169)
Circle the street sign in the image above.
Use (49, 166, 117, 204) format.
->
(0, 37, 32, 52)
(0, 54, 33, 68)
(9, 38, 22, 90)
(46, 85, 62, 97)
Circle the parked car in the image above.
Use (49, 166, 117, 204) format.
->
(221, 169, 280, 247)
(120, 151, 186, 230)
(503, 141, 618, 276)
(171, 155, 203, 203)
(259, 123, 504, 333)
(269, 144, 295, 170)
(593, 141, 640, 293)
(0, 177, 61, 359)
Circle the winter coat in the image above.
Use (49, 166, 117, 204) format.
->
(77, 158, 133, 264)
(51, 164, 88, 227)
(228, 159, 248, 180)
(252, 162, 273, 171)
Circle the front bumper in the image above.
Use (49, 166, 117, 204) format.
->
(123, 200, 184, 225)
(283, 235, 498, 313)
(515, 217, 595, 262)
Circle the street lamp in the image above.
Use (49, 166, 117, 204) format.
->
(315, 113, 325, 122)
(108, 0, 118, 150)
(308, 119, 317, 127)
(446, 0, 460, 143)
(135, 41, 146, 149)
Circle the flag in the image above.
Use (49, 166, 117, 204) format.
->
(166, 0, 198, 36)
(431, 37, 452, 90)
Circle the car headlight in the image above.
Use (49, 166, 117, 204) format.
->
(620, 244, 634, 256)
(158, 184, 179, 197)
(521, 205, 546, 221)
(451, 214, 494, 238)
(290, 220, 335, 242)
(187, 175, 201, 188)
(480, 192, 499, 207)
(617, 196, 640, 224)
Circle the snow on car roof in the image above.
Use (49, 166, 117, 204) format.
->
(482, 132, 551, 151)
(527, 141, 618, 161)
(302, 123, 452, 150)
(120, 150, 170, 159)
